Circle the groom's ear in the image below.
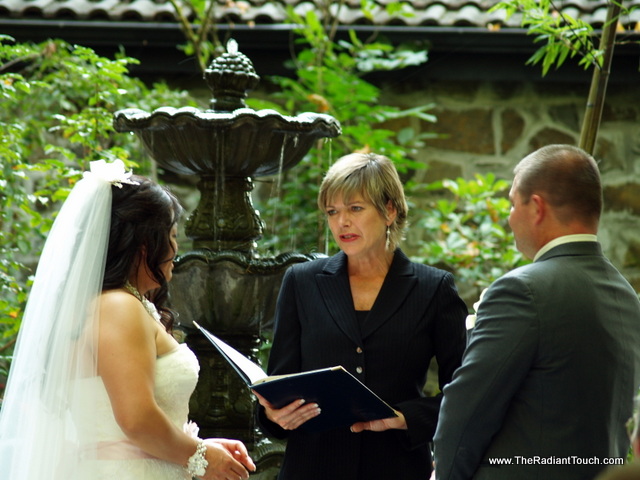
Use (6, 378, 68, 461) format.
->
(530, 194, 547, 225)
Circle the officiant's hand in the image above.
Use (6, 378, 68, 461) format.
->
(253, 391, 321, 430)
(349, 410, 407, 433)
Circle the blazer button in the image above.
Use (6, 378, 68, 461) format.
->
(356, 347, 363, 354)
(356, 366, 363, 374)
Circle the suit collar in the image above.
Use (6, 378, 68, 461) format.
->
(533, 234, 597, 261)
(316, 253, 359, 342)
(365, 251, 417, 338)
(536, 240, 602, 262)
(316, 250, 417, 343)
(322, 250, 348, 275)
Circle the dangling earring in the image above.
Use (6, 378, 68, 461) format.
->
(385, 225, 391, 250)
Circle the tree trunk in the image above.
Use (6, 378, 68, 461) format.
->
(579, 1, 621, 154)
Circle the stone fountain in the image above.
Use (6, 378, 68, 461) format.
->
(113, 40, 341, 477)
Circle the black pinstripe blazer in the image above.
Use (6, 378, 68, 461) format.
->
(257, 249, 468, 480)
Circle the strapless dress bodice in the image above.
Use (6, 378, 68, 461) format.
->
(73, 343, 200, 479)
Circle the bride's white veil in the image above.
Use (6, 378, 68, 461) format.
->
(0, 160, 136, 479)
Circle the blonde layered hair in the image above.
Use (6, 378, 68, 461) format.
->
(318, 153, 408, 250)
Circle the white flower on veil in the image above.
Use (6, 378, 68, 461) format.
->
(466, 288, 488, 330)
(84, 159, 139, 188)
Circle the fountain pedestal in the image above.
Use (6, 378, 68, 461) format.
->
(113, 40, 340, 477)
(170, 250, 318, 476)
(188, 175, 261, 251)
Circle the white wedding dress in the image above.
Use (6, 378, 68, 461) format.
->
(73, 343, 200, 479)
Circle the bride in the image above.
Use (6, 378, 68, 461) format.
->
(0, 160, 255, 480)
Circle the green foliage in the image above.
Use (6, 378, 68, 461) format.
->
(164, 0, 435, 255)
(166, 0, 225, 72)
(491, 1, 639, 152)
(252, 6, 435, 255)
(490, 0, 630, 75)
(0, 37, 197, 367)
(412, 173, 529, 295)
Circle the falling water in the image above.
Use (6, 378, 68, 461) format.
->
(112, 39, 341, 478)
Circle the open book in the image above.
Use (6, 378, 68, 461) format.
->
(193, 322, 397, 433)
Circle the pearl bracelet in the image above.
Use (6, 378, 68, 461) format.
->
(186, 439, 208, 477)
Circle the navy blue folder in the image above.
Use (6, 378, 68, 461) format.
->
(193, 322, 397, 433)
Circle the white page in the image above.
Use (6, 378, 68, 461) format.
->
(194, 322, 268, 385)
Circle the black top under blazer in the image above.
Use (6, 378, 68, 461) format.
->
(257, 249, 468, 480)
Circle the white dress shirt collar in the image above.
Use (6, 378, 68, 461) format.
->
(533, 234, 598, 262)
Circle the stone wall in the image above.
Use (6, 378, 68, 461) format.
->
(379, 79, 640, 291)
(181, 73, 639, 293)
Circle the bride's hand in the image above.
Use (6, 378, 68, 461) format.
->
(200, 439, 255, 480)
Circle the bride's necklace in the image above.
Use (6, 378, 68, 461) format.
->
(123, 281, 162, 324)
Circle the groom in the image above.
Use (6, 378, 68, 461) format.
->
(433, 145, 640, 480)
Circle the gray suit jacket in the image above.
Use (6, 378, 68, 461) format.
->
(434, 241, 640, 480)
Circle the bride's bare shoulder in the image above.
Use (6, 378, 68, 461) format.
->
(98, 290, 148, 329)
(100, 288, 138, 308)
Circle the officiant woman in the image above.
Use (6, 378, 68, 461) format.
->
(255, 152, 468, 480)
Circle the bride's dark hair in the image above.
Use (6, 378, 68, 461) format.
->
(102, 175, 183, 331)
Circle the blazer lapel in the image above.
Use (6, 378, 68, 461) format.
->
(315, 252, 362, 344)
(362, 250, 417, 339)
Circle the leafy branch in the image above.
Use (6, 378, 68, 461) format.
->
(491, 0, 635, 153)
(491, 0, 606, 75)
(167, 0, 224, 73)
(0, 38, 197, 367)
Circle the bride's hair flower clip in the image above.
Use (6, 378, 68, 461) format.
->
(84, 159, 140, 188)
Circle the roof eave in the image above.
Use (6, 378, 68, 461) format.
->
(1, 19, 637, 83)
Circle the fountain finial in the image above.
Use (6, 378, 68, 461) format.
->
(204, 39, 260, 112)
(227, 38, 238, 55)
